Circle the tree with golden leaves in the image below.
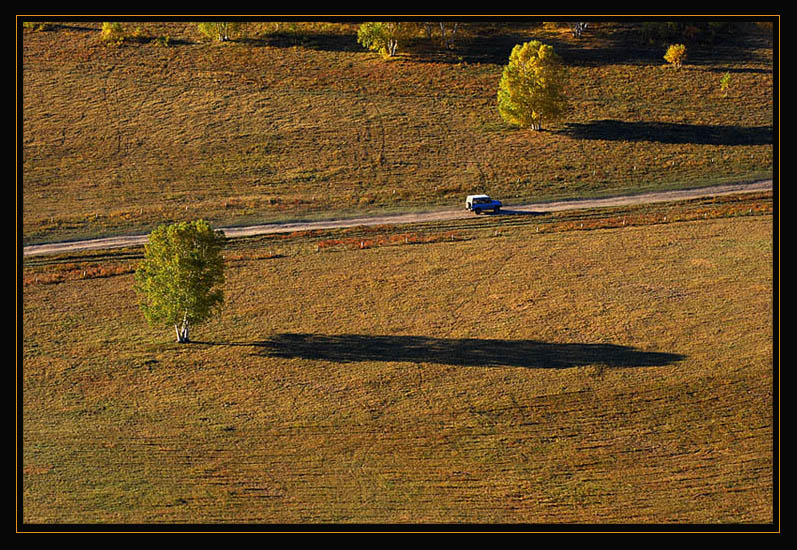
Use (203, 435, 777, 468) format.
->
(664, 43, 687, 69)
(497, 41, 568, 131)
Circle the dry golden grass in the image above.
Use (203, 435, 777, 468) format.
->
(21, 204, 774, 525)
(21, 21, 773, 244)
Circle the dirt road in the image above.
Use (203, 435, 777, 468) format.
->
(22, 180, 773, 257)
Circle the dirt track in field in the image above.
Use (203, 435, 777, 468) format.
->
(22, 180, 773, 257)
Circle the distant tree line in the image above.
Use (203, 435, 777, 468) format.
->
(86, 19, 746, 135)
(87, 20, 753, 50)
(640, 20, 739, 44)
(356, 21, 464, 59)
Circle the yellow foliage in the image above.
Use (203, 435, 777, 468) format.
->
(497, 41, 568, 131)
(664, 43, 687, 69)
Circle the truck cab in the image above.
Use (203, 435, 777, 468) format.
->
(465, 194, 502, 214)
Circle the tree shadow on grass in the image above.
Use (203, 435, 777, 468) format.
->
(240, 32, 361, 52)
(561, 119, 773, 146)
(241, 333, 685, 370)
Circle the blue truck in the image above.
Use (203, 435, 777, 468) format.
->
(465, 194, 502, 214)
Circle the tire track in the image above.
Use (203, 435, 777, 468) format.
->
(22, 179, 773, 257)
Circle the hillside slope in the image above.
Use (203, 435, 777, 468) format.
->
(21, 20, 773, 244)
(22, 208, 774, 524)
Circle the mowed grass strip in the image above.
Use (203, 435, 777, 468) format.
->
(22, 214, 773, 524)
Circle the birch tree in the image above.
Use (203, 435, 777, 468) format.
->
(357, 22, 408, 58)
(135, 220, 226, 343)
(568, 22, 589, 38)
(197, 21, 244, 42)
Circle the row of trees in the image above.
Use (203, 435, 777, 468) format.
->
(188, 20, 734, 53)
(92, 20, 746, 50)
(356, 21, 463, 58)
(96, 20, 471, 52)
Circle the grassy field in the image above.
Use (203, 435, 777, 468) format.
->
(21, 195, 775, 526)
(20, 20, 773, 245)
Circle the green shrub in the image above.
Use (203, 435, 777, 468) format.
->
(720, 72, 732, 97)
(100, 22, 126, 44)
(23, 21, 54, 32)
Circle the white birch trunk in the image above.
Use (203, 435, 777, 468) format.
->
(175, 311, 191, 343)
